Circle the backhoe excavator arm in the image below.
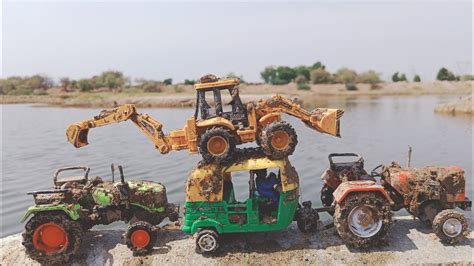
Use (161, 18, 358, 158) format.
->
(66, 104, 172, 154)
(254, 95, 344, 137)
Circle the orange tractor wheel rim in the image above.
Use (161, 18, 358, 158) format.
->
(271, 130, 290, 150)
(131, 229, 150, 248)
(32, 223, 68, 254)
(207, 136, 228, 156)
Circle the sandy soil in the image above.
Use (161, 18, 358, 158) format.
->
(435, 96, 473, 115)
(1, 216, 472, 265)
(1, 81, 471, 108)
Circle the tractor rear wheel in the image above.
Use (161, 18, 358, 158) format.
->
(199, 127, 236, 163)
(260, 121, 297, 159)
(22, 212, 83, 264)
(432, 209, 468, 244)
(334, 192, 392, 248)
(126, 221, 157, 256)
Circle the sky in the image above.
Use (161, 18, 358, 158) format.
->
(1, 1, 472, 82)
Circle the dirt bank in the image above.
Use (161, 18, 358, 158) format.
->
(1, 81, 471, 108)
(1, 216, 472, 265)
(435, 96, 473, 116)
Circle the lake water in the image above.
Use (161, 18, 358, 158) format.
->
(1, 96, 472, 237)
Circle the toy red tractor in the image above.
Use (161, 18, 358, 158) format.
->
(320, 153, 471, 247)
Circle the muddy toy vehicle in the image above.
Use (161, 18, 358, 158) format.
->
(320, 153, 471, 247)
(21, 165, 179, 264)
(67, 74, 343, 163)
(181, 150, 318, 254)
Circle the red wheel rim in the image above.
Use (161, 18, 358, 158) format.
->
(131, 229, 150, 248)
(207, 136, 228, 156)
(32, 223, 68, 254)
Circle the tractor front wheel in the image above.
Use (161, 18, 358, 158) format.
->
(199, 127, 236, 163)
(126, 221, 157, 256)
(22, 212, 83, 264)
(260, 121, 297, 159)
(432, 209, 468, 244)
(334, 192, 392, 248)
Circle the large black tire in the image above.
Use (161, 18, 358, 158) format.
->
(334, 192, 392, 248)
(321, 185, 335, 208)
(126, 221, 157, 256)
(199, 127, 236, 163)
(22, 212, 83, 265)
(432, 209, 468, 244)
(260, 121, 297, 159)
(296, 201, 319, 233)
(195, 229, 220, 254)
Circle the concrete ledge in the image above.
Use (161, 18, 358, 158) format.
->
(1, 216, 473, 265)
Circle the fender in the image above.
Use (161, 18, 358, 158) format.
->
(258, 112, 281, 128)
(190, 218, 224, 234)
(196, 117, 234, 131)
(20, 204, 81, 223)
(333, 181, 393, 205)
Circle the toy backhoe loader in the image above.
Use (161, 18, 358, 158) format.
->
(67, 74, 343, 163)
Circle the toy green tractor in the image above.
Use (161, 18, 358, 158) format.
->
(21, 165, 179, 264)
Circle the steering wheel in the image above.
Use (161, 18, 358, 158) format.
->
(370, 164, 384, 177)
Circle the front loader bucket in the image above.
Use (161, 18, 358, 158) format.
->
(66, 124, 89, 148)
(309, 108, 344, 137)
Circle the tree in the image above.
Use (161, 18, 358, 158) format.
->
(294, 66, 311, 81)
(310, 68, 331, 84)
(413, 75, 421, 82)
(76, 79, 94, 92)
(392, 72, 407, 82)
(437, 67, 456, 81)
(335, 68, 358, 84)
(184, 79, 195, 85)
(260, 66, 276, 84)
(399, 73, 407, 81)
(311, 61, 325, 70)
(59, 77, 70, 91)
(163, 78, 173, 85)
(273, 66, 297, 84)
(392, 72, 400, 82)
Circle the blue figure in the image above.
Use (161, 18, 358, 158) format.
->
(256, 171, 280, 205)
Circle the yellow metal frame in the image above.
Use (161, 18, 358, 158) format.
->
(185, 157, 299, 202)
(193, 78, 240, 91)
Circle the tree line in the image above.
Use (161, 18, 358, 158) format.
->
(1, 65, 472, 95)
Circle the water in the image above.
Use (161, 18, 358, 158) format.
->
(1, 96, 472, 237)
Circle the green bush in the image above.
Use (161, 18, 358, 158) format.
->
(436, 67, 456, 81)
(136, 80, 164, 92)
(413, 75, 421, 82)
(461, 74, 474, 81)
(294, 75, 306, 84)
(335, 68, 358, 84)
(297, 82, 311, 90)
(294, 66, 311, 81)
(184, 79, 195, 85)
(0, 75, 54, 95)
(163, 78, 173, 85)
(357, 70, 381, 84)
(345, 83, 358, 91)
(392, 72, 407, 82)
(310, 68, 331, 84)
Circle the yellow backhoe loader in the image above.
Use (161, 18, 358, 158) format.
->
(67, 74, 344, 163)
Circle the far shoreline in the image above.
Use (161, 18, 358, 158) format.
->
(1, 81, 472, 109)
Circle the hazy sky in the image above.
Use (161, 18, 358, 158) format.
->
(2, 1, 472, 82)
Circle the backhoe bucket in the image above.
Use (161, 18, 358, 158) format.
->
(309, 108, 344, 137)
(66, 124, 89, 148)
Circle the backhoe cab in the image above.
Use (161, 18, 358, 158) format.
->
(67, 74, 344, 163)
